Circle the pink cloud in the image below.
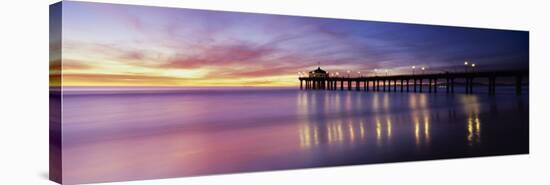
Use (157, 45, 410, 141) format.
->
(161, 43, 277, 69)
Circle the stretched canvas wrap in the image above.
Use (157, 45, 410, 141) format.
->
(49, 1, 529, 184)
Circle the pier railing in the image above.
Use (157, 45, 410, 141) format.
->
(298, 70, 528, 95)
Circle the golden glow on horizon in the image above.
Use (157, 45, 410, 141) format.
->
(58, 51, 303, 86)
(61, 71, 299, 87)
(55, 53, 420, 87)
(55, 55, 417, 87)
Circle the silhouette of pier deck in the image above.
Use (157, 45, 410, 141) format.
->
(299, 70, 528, 95)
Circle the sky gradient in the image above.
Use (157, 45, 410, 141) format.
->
(53, 1, 529, 87)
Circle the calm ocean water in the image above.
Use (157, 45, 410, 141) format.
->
(60, 86, 529, 184)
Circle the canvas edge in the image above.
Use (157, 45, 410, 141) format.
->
(49, 1, 63, 184)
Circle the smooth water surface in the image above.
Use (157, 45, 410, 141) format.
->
(60, 87, 529, 184)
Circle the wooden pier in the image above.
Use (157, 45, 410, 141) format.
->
(299, 70, 528, 95)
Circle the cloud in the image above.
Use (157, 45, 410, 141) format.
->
(62, 59, 95, 70)
(60, 2, 528, 86)
(160, 42, 277, 69)
(210, 62, 309, 78)
(62, 73, 189, 86)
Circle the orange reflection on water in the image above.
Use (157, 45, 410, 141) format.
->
(359, 121, 366, 139)
(296, 91, 445, 150)
(299, 123, 312, 149)
(348, 121, 355, 143)
(415, 119, 420, 145)
(412, 113, 431, 147)
(299, 117, 376, 149)
(467, 117, 473, 144)
(376, 118, 382, 146)
(461, 95, 482, 147)
(386, 117, 392, 139)
(337, 122, 344, 143)
(475, 117, 481, 143)
(409, 94, 431, 147)
(467, 114, 482, 146)
(372, 116, 394, 145)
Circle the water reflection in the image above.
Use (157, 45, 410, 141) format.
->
(298, 91, 366, 148)
(376, 119, 382, 145)
(348, 121, 355, 143)
(61, 88, 526, 184)
(296, 91, 487, 150)
(424, 115, 430, 143)
(386, 116, 392, 139)
(467, 114, 482, 146)
(461, 95, 482, 146)
(296, 92, 435, 149)
(359, 121, 366, 139)
(298, 113, 389, 148)
(409, 94, 431, 147)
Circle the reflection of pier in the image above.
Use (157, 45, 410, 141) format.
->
(296, 91, 484, 149)
(299, 70, 528, 95)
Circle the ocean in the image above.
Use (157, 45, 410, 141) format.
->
(58, 86, 529, 184)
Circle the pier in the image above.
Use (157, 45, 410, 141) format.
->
(299, 70, 528, 95)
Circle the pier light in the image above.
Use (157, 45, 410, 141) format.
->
(412, 66, 416, 69)
(464, 61, 470, 73)
(421, 67, 425, 70)
(471, 63, 476, 67)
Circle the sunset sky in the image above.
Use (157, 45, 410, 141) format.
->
(52, 1, 528, 87)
